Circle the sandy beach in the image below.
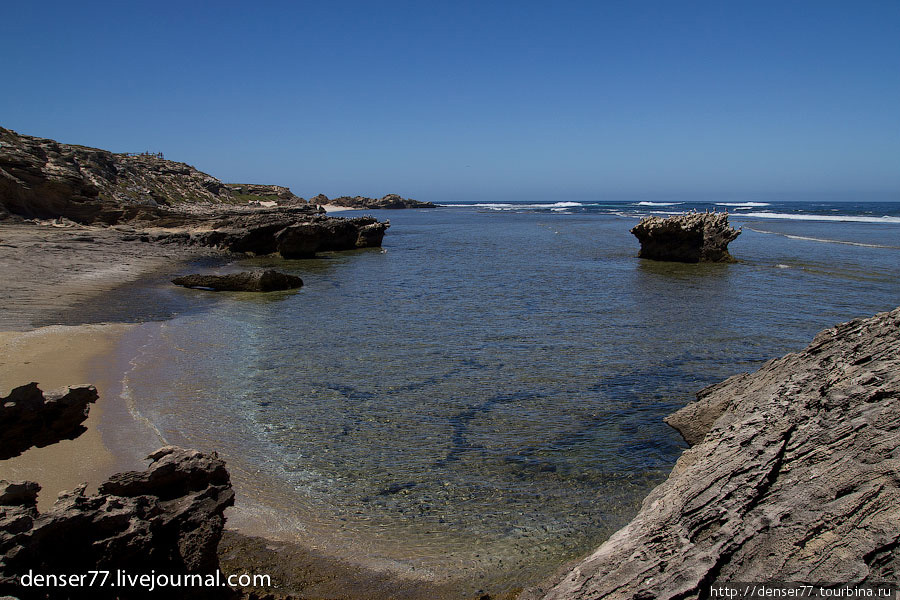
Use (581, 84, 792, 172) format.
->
(0, 222, 211, 505)
(319, 203, 361, 213)
(0, 323, 136, 509)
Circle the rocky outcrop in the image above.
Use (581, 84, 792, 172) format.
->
(316, 193, 435, 209)
(0, 127, 244, 224)
(0, 127, 391, 256)
(532, 307, 900, 600)
(0, 447, 234, 599)
(0, 383, 98, 459)
(223, 184, 306, 205)
(630, 211, 740, 262)
(173, 270, 303, 292)
(275, 216, 390, 257)
(145, 210, 389, 258)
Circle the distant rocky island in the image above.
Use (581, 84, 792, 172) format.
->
(311, 193, 436, 209)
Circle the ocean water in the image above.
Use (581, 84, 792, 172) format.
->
(101, 200, 899, 594)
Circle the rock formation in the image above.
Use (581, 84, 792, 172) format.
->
(0, 126, 243, 224)
(172, 270, 303, 292)
(630, 212, 740, 262)
(0, 447, 234, 599)
(529, 307, 900, 599)
(223, 184, 306, 205)
(0, 383, 98, 459)
(142, 210, 388, 258)
(0, 127, 391, 257)
(315, 193, 435, 209)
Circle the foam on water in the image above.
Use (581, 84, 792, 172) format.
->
(742, 212, 900, 224)
(747, 228, 900, 249)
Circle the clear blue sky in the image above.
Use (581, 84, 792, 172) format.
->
(3, 1, 898, 202)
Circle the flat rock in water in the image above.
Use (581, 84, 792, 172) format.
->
(172, 270, 303, 292)
(527, 306, 900, 600)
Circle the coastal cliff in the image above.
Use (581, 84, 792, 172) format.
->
(0, 126, 390, 257)
(0, 126, 250, 224)
(529, 307, 900, 599)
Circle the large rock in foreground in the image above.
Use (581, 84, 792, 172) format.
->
(630, 212, 740, 262)
(532, 307, 900, 599)
(173, 270, 303, 292)
(0, 383, 98, 459)
(0, 447, 234, 599)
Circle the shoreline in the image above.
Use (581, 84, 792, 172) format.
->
(0, 219, 509, 599)
(0, 323, 138, 509)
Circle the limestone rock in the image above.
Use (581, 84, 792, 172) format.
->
(0, 127, 391, 257)
(0, 383, 98, 459)
(172, 270, 303, 292)
(145, 209, 388, 258)
(327, 194, 435, 209)
(630, 212, 740, 262)
(0, 447, 234, 598)
(0, 126, 242, 224)
(532, 307, 900, 600)
(224, 184, 306, 205)
(275, 216, 389, 258)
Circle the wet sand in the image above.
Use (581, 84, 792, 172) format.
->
(0, 221, 210, 331)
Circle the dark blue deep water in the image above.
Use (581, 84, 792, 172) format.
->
(107, 200, 900, 592)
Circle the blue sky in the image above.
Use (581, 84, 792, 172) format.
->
(2, 1, 898, 202)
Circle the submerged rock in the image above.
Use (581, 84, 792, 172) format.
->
(172, 270, 303, 292)
(530, 307, 900, 599)
(630, 211, 740, 262)
(0, 447, 234, 598)
(0, 383, 98, 459)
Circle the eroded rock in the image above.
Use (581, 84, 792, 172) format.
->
(0, 447, 234, 598)
(0, 383, 98, 459)
(532, 307, 900, 599)
(172, 270, 303, 292)
(0, 127, 240, 224)
(630, 212, 741, 262)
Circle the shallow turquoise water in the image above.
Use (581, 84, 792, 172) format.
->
(104, 203, 900, 592)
